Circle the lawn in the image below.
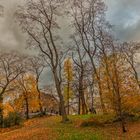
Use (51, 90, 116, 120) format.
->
(0, 115, 140, 140)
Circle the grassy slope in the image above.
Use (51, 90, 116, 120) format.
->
(0, 115, 140, 140)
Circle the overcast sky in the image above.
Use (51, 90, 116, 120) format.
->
(105, 0, 140, 41)
(0, 0, 140, 85)
(0, 0, 140, 52)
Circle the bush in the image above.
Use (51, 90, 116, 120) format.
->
(77, 114, 116, 127)
(79, 118, 104, 127)
(3, 112, 22, 128)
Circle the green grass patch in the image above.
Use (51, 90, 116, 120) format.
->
(44, 115, 111, 140)
(72, 114, 116, 128)
(57, 132, 104, 140)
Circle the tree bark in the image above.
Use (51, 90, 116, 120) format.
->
(37, 88, 44, 115)
(113, 52, 127, 133)
(79, 72, 88, 115)
(78, 94, 81, 114)
(80, 91, 88, 114)
(89, 56, 106, 114)
(53, 70, 69, 122)
(24, 97, 29, 120)
(0, 95, 3, 127)
(67, 81, 70, 115)
(38, 94, 44, 115)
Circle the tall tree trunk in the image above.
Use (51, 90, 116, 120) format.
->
(67, 81, 70, 115)
(37, 90, 44, 115)
(89, 56, 106, 114)
(78, 94, 81, 114)
(91, 86, 94, 111)
(39, 96, 44, 115)
(53, 70, 69, 122)
(102, 49, 127, 132)
(90, 87, 96, 114)
(116, 91, 127, 133)
(36, 83, 44, 115)
(0, 95, 3, 127)
(79, 73, 88, 115)
(25, 97, 29, 119)
(98, 84, 106, 114)
(113, 54, 127, 133)
(80, 92, 88, 114)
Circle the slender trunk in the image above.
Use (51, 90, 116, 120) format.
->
(133, 67, 140, 89)
(98, 82, 106, 114)
(78, 94, 81, 114)
(89, 56, 106, 114)
(90, 88, 96, 114)
(113, 54, 127, 133)
(67, 81, 70, 115)
(115, 86, 127, 133)
(38, 91, 44, 115)
(79, 72, 88, 115)
(0, 95, 3, 127)
(97, 36, 127, 132)
(91, 86, 94, 110)
(59, 104, 61, 115)
(24, 97, 29, 119)
(80, 91, 88, 114)
(53, 70, 69, 122)
(36, 83, 44, 115)
(0, 86, 7, 127)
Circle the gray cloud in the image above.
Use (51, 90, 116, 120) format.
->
(0, 0, 140, 85)
(0, 0, 28, 53)
(105, 0, 140, 41)
(0, 0, 140, 52)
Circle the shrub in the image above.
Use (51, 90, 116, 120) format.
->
(3, 112, 22, 128)
(79, 118, 104, 127)
(76, 114, 116, 127)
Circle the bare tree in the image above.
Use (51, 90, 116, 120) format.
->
(72, 37, 88, 114)
(121, 42, 140, 89)
(17, 73, 30, 120)
(96, 30, 127, 132)
(16, 0, 69, 122)
(0, 52, 23, 126)
(71, 0, 107, 113)
(86, 66, 96, 114)
(28, 56, 45, 115)
(71, 0, 129, 132)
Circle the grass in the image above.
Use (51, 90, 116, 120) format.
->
(0, 114, 140, 140)
(45, 115, 105, 140)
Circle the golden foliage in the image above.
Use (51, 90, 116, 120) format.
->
(3, 103, 14, 118)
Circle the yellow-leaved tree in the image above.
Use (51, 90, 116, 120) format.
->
(14, 73, 40, 119)
(64, 58, 73, 115)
